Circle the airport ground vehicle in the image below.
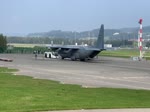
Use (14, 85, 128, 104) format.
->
(44, 52, 59, 58)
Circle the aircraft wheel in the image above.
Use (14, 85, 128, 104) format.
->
(71, 56, 76, 61)
(80, 59, 85, 61)
(61, 57, 64, 60)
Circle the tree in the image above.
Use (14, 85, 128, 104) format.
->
(105, 40, 133, 47)
(0, 34, 7, 53)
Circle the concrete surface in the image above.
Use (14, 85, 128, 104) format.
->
(0, 54, 150, 90)
(43, 108, 150, 112)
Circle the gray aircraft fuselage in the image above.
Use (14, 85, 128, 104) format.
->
(57, 46, 102, 61)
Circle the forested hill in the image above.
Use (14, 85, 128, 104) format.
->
(27, 29, 120, 38)
(27, 26, 150, 39)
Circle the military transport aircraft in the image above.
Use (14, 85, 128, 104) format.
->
(48, 24, 105, 61)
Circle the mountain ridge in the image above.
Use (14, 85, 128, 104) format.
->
(27, 26, 150, 39)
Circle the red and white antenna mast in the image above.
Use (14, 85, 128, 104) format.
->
(138, 18, 143, 59)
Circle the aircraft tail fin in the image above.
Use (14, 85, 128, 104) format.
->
(95, 24, 104, 49)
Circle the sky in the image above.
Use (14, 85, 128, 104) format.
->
(0, 0, 150, 36)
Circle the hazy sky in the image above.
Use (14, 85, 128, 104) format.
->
(0, 0, 150, 35)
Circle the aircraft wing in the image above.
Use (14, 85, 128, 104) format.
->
(85, 47, 105, 51)
(49, 45, 80, 50)
(49, 45, 80, 55)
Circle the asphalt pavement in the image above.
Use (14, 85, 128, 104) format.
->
(1, 54, 150, 90)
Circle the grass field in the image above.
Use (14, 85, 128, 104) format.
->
(8, 43, 45, 48)
(100, 49, 150, 60)
(1, 67, 150, 112)
(8, 44, 150, 60)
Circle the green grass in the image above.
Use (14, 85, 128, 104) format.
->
(100, 49, 139, 58)
(100, 49, 150, 60)
(8, 43, 44, 48)
(1, 67, 150, 112)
